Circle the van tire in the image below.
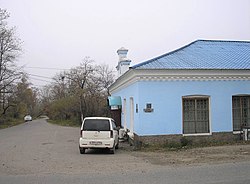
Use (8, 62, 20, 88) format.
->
(110, 144, 115, 154)
(79, 147, 85, 154)
(115, 142, 119, 149)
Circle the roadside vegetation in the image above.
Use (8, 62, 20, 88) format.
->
(0, 9, 38, 127)
(0, 118, 24, 129)
(139, 137, 250, 152)
(140, 138, 193, 152)
(40, 57, 114, 126)
(48, 119, 80, 127)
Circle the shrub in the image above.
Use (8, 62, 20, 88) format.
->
(180, 137, 192, 147)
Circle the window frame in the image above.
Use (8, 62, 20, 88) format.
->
(182, 95, 212, 136)
(232, 95, 250, 133)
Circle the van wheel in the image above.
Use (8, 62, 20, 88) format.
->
(115, 142, 119, 149)
(110, 144, 115, 154)
(79, 147, 85, 154)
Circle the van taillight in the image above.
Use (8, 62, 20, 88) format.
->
(110, 130, 113, 138)
(80, 130, 83, 137)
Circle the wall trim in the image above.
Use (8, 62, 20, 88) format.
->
(109, 69, 250, 94)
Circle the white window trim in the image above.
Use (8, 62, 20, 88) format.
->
(183, 133, 212, 137)
(130, 97, 134, 134)
(123, 98, 127, 130)
(233, 131, 242, 134)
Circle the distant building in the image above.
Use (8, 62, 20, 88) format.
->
(108, 40, 250, 142)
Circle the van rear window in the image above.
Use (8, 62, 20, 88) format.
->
(83, 119, 110, 131)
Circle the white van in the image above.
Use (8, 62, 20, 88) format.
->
(79, 117, 119, 154)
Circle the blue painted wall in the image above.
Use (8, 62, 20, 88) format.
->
(114, 82, 139, 131)
(111, 80, 250, 136)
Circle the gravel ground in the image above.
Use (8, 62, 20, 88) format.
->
(0, 119, 152, 175)
(0, 119, 250, 176)
(133, 144, 250, 166)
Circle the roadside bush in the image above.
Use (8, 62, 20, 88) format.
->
(0, 117, 23, 129)
(141, 139, 193, 152)
(163, 140, 182, 150)
(180, 137, 193, 147)
(48, 118, 80, 127)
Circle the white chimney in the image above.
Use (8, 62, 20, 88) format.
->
(116, 47, 131, 77)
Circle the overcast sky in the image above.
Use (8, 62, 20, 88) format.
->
(1, 0, 250, 87)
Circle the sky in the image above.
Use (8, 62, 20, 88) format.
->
(1, 0, 250, 87)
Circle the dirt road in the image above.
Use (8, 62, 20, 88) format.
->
(0, 119, 152, 175)
(0, 118, 250, 176)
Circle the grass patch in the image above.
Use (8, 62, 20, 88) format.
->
(0, 118, 24, 129)
(139, 137, 193, 152)
(141, 142, 186, 152)
(139, 137, 250, 152)
(48, 119, 80, 127)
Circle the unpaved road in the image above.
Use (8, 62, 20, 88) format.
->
(0, 119, 250, 184)
(0, 119, 150, 175)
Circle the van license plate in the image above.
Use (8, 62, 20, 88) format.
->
(90, 141, 102, 145)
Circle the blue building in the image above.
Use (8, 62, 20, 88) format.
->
(109, 40, 250, 141)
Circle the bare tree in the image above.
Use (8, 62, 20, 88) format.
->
(0, 9, 23, 118)
(42, 57, 115, 123)
(65, 57, 95, 117)
(95, 63, 115, 95)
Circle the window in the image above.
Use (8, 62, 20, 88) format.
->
(83, 119, 110, 131)
(144, 103, 153, 113)
(146, 103, 152, 109)
(183, 96, 210, 134)
(232, 96, 250, 131)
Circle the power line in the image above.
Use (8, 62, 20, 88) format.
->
(31, 84, 50, 88)
(27, 73, 53, 79)
(25, 66, 70, 70)
(29, 77, 52, 83)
